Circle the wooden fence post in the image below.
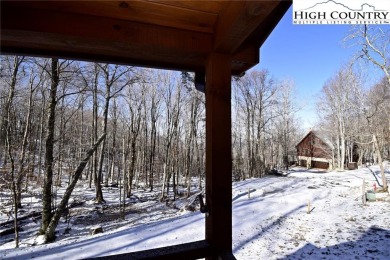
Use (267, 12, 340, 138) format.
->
(362, 178, 366, 205)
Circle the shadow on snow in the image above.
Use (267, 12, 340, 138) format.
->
(282, 226, 390, 259)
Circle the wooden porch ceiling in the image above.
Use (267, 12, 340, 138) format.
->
(1, 0, 291, 76)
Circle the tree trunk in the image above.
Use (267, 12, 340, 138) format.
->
(161, 163, 167, 201)
(37, 89, 46, 180)
(95, 70, 112, 203)
(14, 72, 37, 208)
(95, 143, 105, 203)
(40, 58, 59, 235)
(373, 134, 388, 191)
(149, 119, 157, 191)
(0, 56, 24, 142)
(44, 134, 106, 242)
(127, 138, 137, 197)
(7, 145, 19, 248)
(3, 57, 21, 247)
(185, 102, 194, 197)
(90, 65, 99, 189)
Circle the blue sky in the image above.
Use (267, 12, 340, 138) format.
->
(254, 7, 384, 130)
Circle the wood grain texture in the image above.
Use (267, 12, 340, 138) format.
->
(205, 52, 233, 254)
(214, 1, 279, 53)
(5, 1, 217, 33)
(1, 0, 291, 74)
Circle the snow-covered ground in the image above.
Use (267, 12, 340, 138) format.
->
(1, 166, 389, 259)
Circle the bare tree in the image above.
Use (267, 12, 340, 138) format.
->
(2, 55, 26, 248)
(359, 79, 389, 191)
(147, 79, 162, 191)
(124, 82, 144, 198)
(234, 70, 279, 177)
(184, 88, 202, 197)
(275, 80, 300, 170)
(39, 58, 87, 236)
(94, 63, 135, 203)
(0, 56, 25, 161)
(160, 72, 182, 201)
(40, 58, 60, 235)
(43, 134, 106, 242)
(346, 25, 390, 86)
(346, 25, 389, 189)
(14, 63, 44, 208)
(317, 65, 357, 170)
(105, 97, 119, 186)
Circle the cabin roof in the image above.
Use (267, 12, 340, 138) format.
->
(296, 130, 334, 150)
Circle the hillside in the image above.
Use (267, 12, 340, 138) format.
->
(1, 166, 389, 259)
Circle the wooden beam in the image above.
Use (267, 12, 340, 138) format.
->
(89, 240, 216, 260)
(205, 52, 234, 259)
(1, 1, 290, 75)
(149, 1, 224, 14)
(1, 33, 207, 73)
(229, 1, 291, 74)
(231, 44, 259, 76)
(1, 2, 212, 72)
(244, 0, 292, 49)
(214, 1, 279, 53)
(4, 1, 218, 34)
(1, 4, 212, 52)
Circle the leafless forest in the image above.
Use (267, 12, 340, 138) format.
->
(317, 25, 390, 190)
(0, 56, 302, 243)
(0, 25, 389, 247)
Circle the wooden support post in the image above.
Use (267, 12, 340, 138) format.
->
(205, 52, 233, 258)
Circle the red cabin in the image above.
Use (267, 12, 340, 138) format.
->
(296, 130, 334, 170)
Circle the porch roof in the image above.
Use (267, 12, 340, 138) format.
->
(1, 0, 290, 75)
